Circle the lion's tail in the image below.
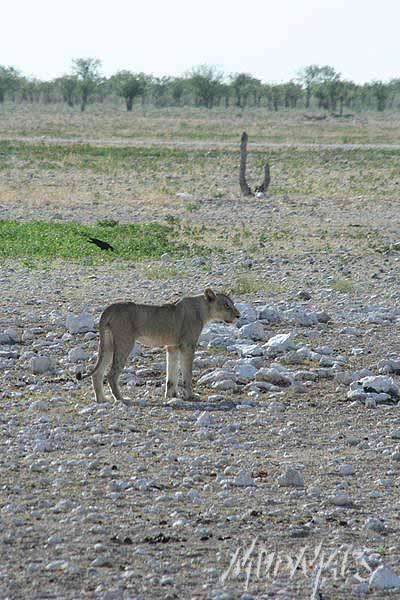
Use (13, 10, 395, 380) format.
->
(75, 312, 113, 381)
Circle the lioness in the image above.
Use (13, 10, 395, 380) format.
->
(76, 288, 240, 404)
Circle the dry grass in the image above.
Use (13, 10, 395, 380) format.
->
(1, 102, 400, 144)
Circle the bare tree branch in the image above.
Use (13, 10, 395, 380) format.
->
(255, 163, 270, 194)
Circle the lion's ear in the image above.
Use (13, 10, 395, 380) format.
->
(204, 288, 216, 302)
(224, 289, 233, 297)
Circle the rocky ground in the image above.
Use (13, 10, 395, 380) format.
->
(1, 125, 400, 598)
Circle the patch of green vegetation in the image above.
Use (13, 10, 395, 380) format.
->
(0, 220, 195, 262)
(1, 140, 399, 201)
(185, 202, 201, 212)
(164, 214, 181, 226)
(234, 274, 286, 295)
(329, 277, 356, 293)
(96, 218, 120, 227)
(146, 265, 183, 280)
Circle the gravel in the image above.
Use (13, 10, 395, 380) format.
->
(2, 171, 400, 598)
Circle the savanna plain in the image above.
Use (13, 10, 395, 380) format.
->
(1, 104, 400, 599)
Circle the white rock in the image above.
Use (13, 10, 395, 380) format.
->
(256, 367, 293, 387)
(212, 379, 237, 391)
(330, 492, 353, 507)
(235, 303, 257, 325)
(196, 412, 215, 428)
(0, 333, 13, 345)
(378, 359, 400, 374)
(238, 321, 265, 341)
(238, 344, 265, 357)
(28, 400, 48, 413)
(68, 346, 90, 362)
(22, 329, 35, 342)
(187, 489, 203, 503)
(235, 364, 257, 381)
(292, 310, 319, 327)
(278, 466, 304, 487)
(66, 312, 95, 334)
(365, 517, 385, 533)
(53, 499, 75, 513)
(365, 397, 377, 408)
(232, 470, 256, 487)
(197, 369, 233, 385)
(264, 333, 297, 353)
(3, 328, 19, 343)
(30, 355, 56, 374)
(369, 565, 400, 589)
(315, 345, 333, 355)
(257, 305, 281, 323)
(281, 348, 310, 365)
(358, 375, 399, 397)
(33, 439, 52, 453)
(268, 401, 286, 413)
(135, 478, 150, 491)
(339, 464, 354, 476)
(176, 192, 193, 200)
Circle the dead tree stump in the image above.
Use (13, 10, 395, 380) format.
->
(239, 132, 253, 196)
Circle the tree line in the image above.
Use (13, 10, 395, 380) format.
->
(0, 59, 399, 114)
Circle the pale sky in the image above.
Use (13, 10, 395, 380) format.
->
(2, 0, 399, 83)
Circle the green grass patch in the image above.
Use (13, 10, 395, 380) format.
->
(146, 265, 183, 280)
(329, 277, 356, 293)
(234, 274, 287, 295)
(1, 140, 399, 201)
(0, 220, 194, 262)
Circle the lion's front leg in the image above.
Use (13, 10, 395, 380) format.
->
(179, 344, 196, 400)
(165, 346, 179, 398)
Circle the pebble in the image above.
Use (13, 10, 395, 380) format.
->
(66, 312, 95, 334)
(68, 346, 90, 361)
(231, 470, 256, 487)
(365, 517, 385, 533)
(196, 412, 215, 427)
(264, 333, 297, 353)
(330, 492, 353, 507)
(339, 464, 354, 476)
(277, 466, 304, 487)
(30, 355, 56, 374)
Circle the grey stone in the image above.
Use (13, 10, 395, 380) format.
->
(369, 565, 400, 589)
(66, 312, 95, 334)
(30, 355, 56, 374)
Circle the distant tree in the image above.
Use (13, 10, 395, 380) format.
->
(371, 81, 389, 111)
(72, 58, 102, 111)
(298, 65, 339, 108)
(187, 65, 223, 108)
(230, 73, 261, 108)
(150, 76, 172, 107)
(37, 80, 58, 104)
(19, 77, 41, 103)
(57, 75, 77, 107)
(333, 80, 357, 115)
(111, 71, 146, 110)
(169, 77, 186, 106)
(270, 84, 285, 111)
(219, 83, 232, 108)
(388, 79, 400, 109)
(281, 81, 303, 108)
(0, 66, 20, 103)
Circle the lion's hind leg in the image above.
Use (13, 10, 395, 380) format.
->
(107, 338, 133, 404)
(92, 328, 113, 403)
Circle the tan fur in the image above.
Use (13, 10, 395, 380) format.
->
(76, 288, 240, 404)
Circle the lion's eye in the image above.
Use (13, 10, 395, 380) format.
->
(224, 302, 230, 309)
